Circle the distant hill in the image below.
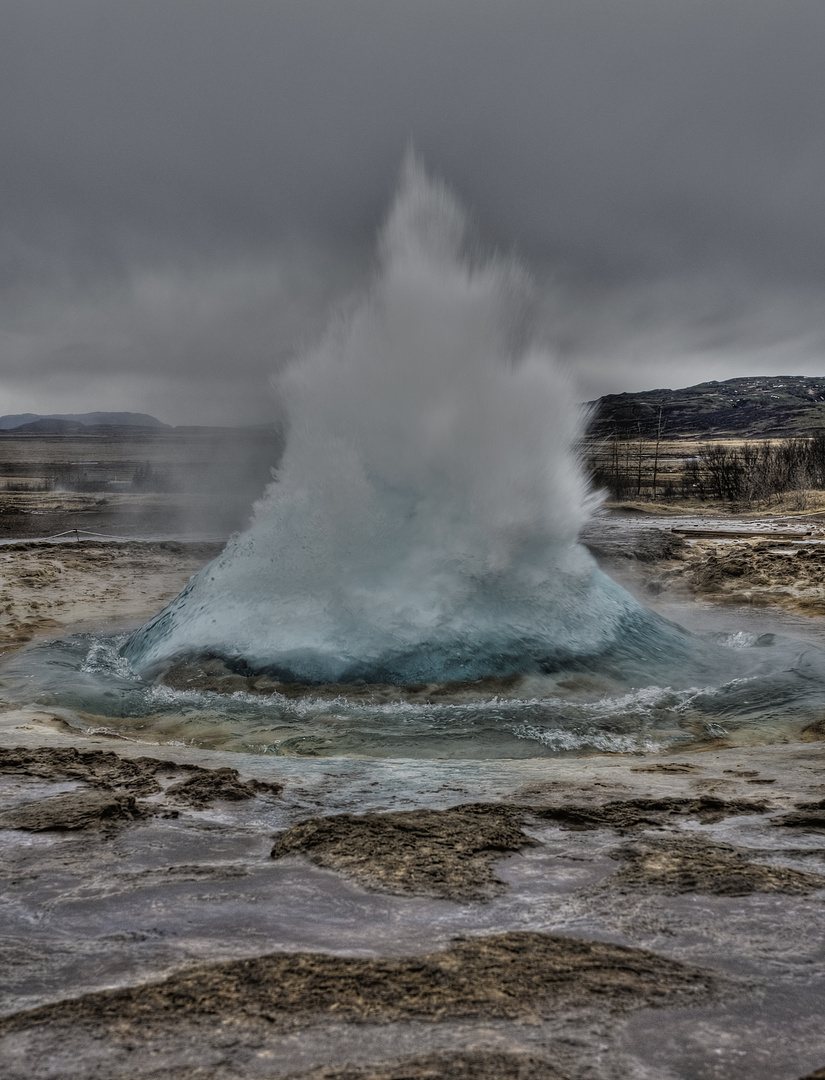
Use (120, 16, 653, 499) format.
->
(8, 419, 88, 434)
(586, 375, 825, 440)
(0, 412, 170, 432)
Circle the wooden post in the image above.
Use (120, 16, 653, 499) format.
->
(651, 403, 665, 498)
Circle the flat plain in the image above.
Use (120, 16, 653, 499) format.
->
(0, 434, 824, 1080)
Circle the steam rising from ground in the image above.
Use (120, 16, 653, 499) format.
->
(124, 158, 653, 683)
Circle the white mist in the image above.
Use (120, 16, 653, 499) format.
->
(124, 156, 642, 681)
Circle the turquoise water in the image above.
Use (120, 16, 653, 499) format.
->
(3, 616, 824, 758)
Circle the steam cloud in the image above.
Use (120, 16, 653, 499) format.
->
(124, 158, 646, 682)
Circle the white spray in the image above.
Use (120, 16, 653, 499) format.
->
(124, 155, 645, 682)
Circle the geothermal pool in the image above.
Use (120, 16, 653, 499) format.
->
(4, 159, 825, 758)
(3, 593, 825, 759)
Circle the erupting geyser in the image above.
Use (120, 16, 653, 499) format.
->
(123, 156, 671, 684)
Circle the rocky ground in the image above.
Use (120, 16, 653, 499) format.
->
(0, 540, 222, 653)
(0, 729, 823, 1080)
(0, 518, 824, 1078)
(582, 508, 825, 617)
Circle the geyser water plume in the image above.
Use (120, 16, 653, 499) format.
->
(124, 156, 674, 684)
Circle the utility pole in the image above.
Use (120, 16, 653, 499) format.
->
(651, 403, 665, 498)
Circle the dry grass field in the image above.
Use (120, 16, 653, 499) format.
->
(585, 434, 825, 513)
(0, 429, 283, 540)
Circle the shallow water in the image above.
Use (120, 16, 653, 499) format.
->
(3, 601, 825, 758)
(3, 762, 824, 1080)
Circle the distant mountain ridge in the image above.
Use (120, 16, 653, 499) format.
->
(6, 378, 825, 440)
(0, 412, 170, 432)
(586, 375, 825, 440)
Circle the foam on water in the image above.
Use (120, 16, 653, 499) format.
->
(123, 154, 671, 684)
(4, 622, 824, 758)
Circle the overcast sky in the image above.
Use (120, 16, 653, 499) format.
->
(2, 0, 824, 425)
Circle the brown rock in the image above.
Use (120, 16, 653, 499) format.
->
(271, 804, 533, 899)
(166, 768, 277, 809)
(0, 932, 718, 1038)
(0, 746, 281, 806)
(773, 798, 825, 833)
(535, 795, 768, 831)
(612, 836, 825, 896)
(800, 718, 825, 742)
(0, 788, 143, 831)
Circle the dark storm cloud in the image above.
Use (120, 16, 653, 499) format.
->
(2, 0, 824, 420)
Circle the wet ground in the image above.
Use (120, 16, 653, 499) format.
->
(581, 509, 825, 619)
(1, 513, 825, 1077)
(0, 540, 222, 654)
(0, 727, 824, 1079)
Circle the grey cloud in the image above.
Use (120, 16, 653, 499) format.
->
(1, 0, 824, 420)
(0, 245, 365, 423)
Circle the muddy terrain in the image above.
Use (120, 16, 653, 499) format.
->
(0, 428, 282, 540)
(0, 722, 823, 1079)
(0, 540, 222, 652)
(582, 512, 825, 617)
(0, 514, 824, 1078)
